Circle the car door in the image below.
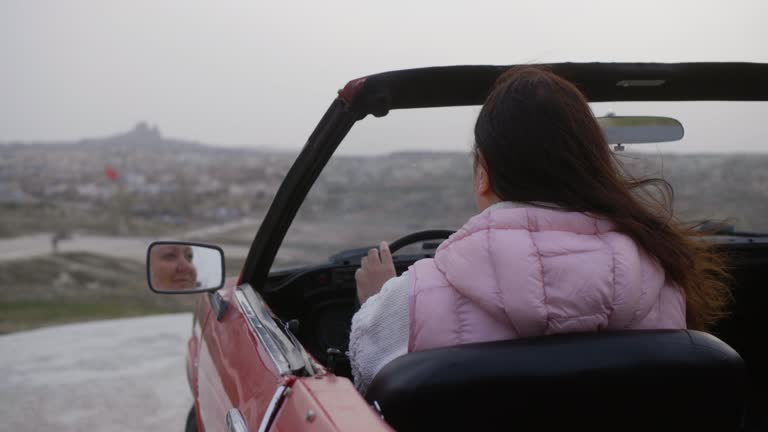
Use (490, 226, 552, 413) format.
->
(196, 283, 289, 432)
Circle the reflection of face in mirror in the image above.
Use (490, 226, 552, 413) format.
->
(150, 245, 199, 291)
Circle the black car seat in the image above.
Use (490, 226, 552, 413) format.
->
(710, 248, 768, 430)
(365, 330, 746, 432)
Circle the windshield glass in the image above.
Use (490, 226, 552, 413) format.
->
(272, 101, 768, 271)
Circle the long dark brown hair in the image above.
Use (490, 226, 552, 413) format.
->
(473, 66, 730, 330)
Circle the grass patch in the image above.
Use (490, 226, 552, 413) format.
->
(0, 252, 199, 334)
(0, 202, 183, 238)
(0, 299, 186, 334)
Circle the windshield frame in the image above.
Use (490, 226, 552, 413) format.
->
(239, 62, 768, 292)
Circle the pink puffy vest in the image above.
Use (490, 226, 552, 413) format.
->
(407, 205, 686, 352)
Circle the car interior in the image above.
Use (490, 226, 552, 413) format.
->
(262, 234, 768, 430)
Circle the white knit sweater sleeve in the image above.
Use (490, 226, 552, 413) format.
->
(348, 271, 410, 394)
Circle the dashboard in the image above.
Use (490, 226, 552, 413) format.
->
(263, 249, 436, 378)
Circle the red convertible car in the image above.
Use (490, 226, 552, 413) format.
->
(147, 63, 768, 431)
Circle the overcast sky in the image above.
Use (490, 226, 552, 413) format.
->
(2, 0, 767, 153)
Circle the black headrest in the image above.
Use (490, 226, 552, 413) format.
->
(365, 330, 746, 432)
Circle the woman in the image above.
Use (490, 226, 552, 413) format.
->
(348, 66, 730, 394)
(149, 244, 199, 291)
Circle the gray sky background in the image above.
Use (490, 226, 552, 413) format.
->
(2, 0, 767, 154)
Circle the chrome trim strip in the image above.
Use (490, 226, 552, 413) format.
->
(235, 287, 291, 375)
(235, 284, 307, 375)
(226, 408, 249, 432)
(258, 385, 287, 432)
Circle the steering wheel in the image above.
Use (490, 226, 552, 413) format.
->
(387, 230, 455, 254)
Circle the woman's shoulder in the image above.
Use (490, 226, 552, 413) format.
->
(453, 201, 617, 239)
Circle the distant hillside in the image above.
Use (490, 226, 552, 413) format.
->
(76, 122, 206, 151)
(0, 122, 293, 154)
(2, 122, 193, 149)
(296, 151, 768, 233)
(1, 126, 766, 241)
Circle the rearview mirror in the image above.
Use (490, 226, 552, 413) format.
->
(146, 241, 225, 294)
(597, 116, 684, 145)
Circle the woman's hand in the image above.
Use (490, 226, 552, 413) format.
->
(355, 241, 396, 305)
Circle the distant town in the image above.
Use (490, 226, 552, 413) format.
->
(0, 123, 296, 237)
(2, 122, 767, 241)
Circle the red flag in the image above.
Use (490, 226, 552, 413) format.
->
(104, 166, 119, 182)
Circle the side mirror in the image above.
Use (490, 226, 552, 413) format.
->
(146, 241, 225, 294)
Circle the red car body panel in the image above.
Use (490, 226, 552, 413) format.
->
(298, 376, 391, 431)
(188, 276, 390, 431)
(199, 279, 280, 431)
(187, 294, 208, 395)
(271, 376, 391, 431)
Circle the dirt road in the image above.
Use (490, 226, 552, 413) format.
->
(0, 314, 194, 432)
